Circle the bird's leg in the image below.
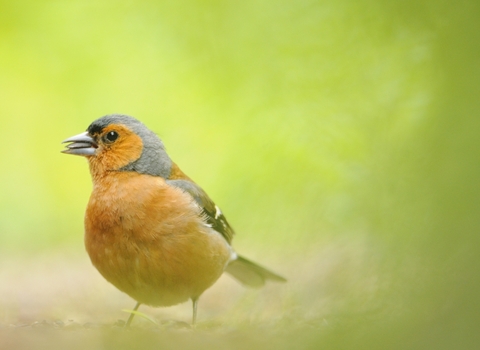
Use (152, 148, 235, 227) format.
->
(125, 301, 141, 327)
(191, 297, 199, 325)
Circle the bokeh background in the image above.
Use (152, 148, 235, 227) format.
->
(0, 0, 479, 349)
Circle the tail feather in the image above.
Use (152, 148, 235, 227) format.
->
(225, 255, 287, 288)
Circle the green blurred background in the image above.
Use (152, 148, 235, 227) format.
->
(0, 0, 479, 349)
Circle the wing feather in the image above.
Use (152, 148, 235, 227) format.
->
(166, 179, 235, 244)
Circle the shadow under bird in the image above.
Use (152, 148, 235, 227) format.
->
(61, 114, 286, 326)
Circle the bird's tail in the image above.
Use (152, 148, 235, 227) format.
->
(225, 255, 286, 288)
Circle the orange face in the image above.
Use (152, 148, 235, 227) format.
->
(87, 124, 144, 178)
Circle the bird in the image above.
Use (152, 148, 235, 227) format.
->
(61, 114, 286, 326)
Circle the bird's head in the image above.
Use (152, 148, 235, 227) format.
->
(62, 114, 172, 179)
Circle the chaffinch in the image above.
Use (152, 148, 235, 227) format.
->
(61, 114, 285, 326)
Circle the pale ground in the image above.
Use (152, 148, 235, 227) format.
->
(0, 238, 380, 349)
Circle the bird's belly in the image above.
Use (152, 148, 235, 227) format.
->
(86, 225, 231, 306)
(84, 184, 232, 306)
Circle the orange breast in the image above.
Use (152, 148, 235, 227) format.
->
(84, 172, 231, 306)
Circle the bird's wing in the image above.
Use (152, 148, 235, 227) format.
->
(167, 179, 287, 288)
(166, 179, 235, 244)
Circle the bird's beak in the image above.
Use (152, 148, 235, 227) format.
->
(61, 131, 98, 156)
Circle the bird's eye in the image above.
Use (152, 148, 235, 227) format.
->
(104, 131, 119, 143)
